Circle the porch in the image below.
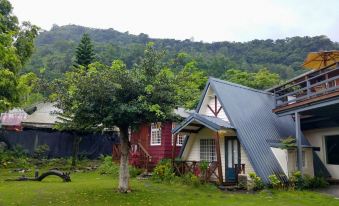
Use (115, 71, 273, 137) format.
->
(172, 113, 252, 185)
(172, 160, 245, 185)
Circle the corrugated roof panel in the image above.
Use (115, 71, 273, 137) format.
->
(209, 77, 310, 183)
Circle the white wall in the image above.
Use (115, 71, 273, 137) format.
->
(304, 127, 339, 179)
(198, 86, 229, 122)
(286, 148, 314, 177)
(271, 147, 288, 176)
(240, 145, 256, 175)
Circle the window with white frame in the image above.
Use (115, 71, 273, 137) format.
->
(172, 133, 186, 146)
(171, 123, 186, 146)
(200, 139, 216, 162)
(150, 123, 161, 146)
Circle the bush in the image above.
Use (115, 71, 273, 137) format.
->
(33, 144, 50, 160)
(152, 159, 175, 182)
(97, 156, 120, 176)
(310, 176, 329, 188)
(249, 173, 264, 191)
(0, 145, 31, 168)
(179, 172, 201, 187)
(289, 171, 304, 190)
(289, 171, 329, 190)
(97, 156, 142, 178)
(268, 174, 282, 189)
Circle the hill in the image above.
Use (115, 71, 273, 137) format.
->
(24, 24, 339, 80)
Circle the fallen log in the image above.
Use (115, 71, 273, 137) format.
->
(5, 170, 71, 182)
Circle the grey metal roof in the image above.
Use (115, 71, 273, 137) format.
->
(172, 113, 234, 134)
(206, 77, 311, 183)
(21, 102, 61, 128)
(173, 107, 193, 118)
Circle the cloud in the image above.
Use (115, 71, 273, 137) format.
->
(10, 0, 339, 42)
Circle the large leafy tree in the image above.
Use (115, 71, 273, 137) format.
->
(75, 33, 95, 67)
(0, 0, 39, 112)
(175, 61, 208, 109)
(54, 43, 177, 192)
(222, 68, 282, 90)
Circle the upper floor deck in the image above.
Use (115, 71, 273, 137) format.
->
(270, 63, 339, 115)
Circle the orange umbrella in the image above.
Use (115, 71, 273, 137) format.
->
(303, 50, 339, 70)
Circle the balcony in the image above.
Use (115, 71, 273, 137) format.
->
(271, 63, 339, 115)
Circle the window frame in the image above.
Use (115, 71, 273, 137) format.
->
(200, 139, 216, 162)
(325, 135, 339, 165)
(150, 123, 162, 146)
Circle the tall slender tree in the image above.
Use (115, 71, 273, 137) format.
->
(75, 33, 95, 67)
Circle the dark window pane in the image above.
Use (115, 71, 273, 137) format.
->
(326, 135, 339, 165)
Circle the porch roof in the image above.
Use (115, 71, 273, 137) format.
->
(172, 113, 234, 134)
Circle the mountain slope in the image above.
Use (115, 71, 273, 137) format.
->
(24, 24, 339, 80)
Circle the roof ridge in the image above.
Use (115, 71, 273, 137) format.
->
(209, 77, 273, 95)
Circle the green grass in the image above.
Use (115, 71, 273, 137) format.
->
(0, 169, 338, 206)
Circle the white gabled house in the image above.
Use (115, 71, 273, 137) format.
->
(172, 77, 320, 185)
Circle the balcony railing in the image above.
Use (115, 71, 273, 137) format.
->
(272, 63, 339, 109)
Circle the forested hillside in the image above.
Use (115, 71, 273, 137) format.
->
(24, 24, 339, 80)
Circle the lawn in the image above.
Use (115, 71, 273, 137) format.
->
(0, 169, 338, 206)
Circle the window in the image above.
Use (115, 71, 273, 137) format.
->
(171, 123, 186, 146)
(200, 139, 216, 162)
(172, 133, 186, 146)
(177, 134, 185, 146)
(295, 151, 306, 168)
(150, 123, 161, 146)
(325, 135, 339, 165)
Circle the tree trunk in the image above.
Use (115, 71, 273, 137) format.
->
(71, 135, 81, 168)
(118, 125, 130, 193)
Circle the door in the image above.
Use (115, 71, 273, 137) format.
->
(225, 138, 240, 182)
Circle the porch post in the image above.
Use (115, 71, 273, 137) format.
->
(295, 112, 303, 175)
(214, 132, 223, 184)
(172, 134, 178, 162)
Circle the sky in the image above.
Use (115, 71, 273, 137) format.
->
(9, 0, 339, 42)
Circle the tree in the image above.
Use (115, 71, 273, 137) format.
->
(175, 61, 208, 109)
(54, 43, 177, 192)
(75, 33, 95, 67)
(0, 0, 39, 112)
(222, 68, 281, 90)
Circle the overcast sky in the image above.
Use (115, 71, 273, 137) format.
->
(9, 0, 339, 42)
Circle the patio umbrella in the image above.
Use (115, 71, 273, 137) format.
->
(302, 50, 339, 70)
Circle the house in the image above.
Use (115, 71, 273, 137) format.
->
(173, 51, 339, 185)
(114, 108, 191, 170)
(269, 52, 339, 182)
(172, 78, 312, 184)
(0, 108, 28, 131)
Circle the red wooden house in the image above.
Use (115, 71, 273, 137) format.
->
(112, 108, 191, 170)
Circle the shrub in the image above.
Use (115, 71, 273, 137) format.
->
(289, 171, 304, 190)
(97, 156, 120, 176)
(289, 171, 329, 190)
(268, 174, 282, 189)
(179, 172, 201, 187)
(310, 176, 329, 188)
(33, 144, 50, 160)
(152, 159, 175, 182)
(129, 166, 142, 178)
(97, 156, 142, 178)
(0, 145, 30, 168)
(249, 173, 264, 191)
